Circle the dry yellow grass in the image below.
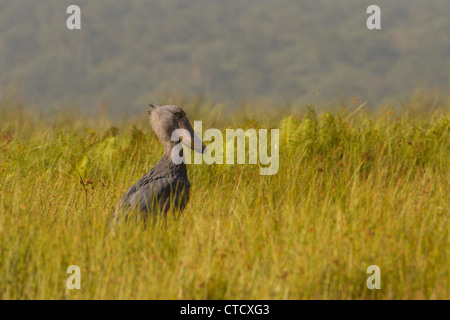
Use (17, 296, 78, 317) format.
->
(0, 97, 448, 299)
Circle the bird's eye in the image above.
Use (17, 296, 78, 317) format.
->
(175, 113, 182, 119)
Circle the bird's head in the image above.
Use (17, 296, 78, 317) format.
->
(148, 104, 206, 154)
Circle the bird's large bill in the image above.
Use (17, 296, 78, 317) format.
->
(175, 125, 206, 154)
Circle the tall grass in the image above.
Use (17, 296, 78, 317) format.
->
(0, 96, 448, 299)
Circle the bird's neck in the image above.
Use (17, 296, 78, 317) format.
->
(159, 149, 187, 177)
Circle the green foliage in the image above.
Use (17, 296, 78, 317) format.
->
(279, 116, 300, 146)
(0, 0, 449, 112)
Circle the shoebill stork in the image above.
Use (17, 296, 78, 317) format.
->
(111, 104, 206, 224)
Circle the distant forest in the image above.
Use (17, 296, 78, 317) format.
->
(0, 0, 448, 114)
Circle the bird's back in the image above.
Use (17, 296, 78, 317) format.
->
(111, 154, 190, 224)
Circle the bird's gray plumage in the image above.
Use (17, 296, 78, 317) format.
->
(110, 104, 205, 225)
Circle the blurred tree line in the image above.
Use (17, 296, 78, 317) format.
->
(0, 0, 448, 115)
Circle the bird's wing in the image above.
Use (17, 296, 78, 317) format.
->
(130, 175, 173, 212)
(112, 169, 172, 218)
